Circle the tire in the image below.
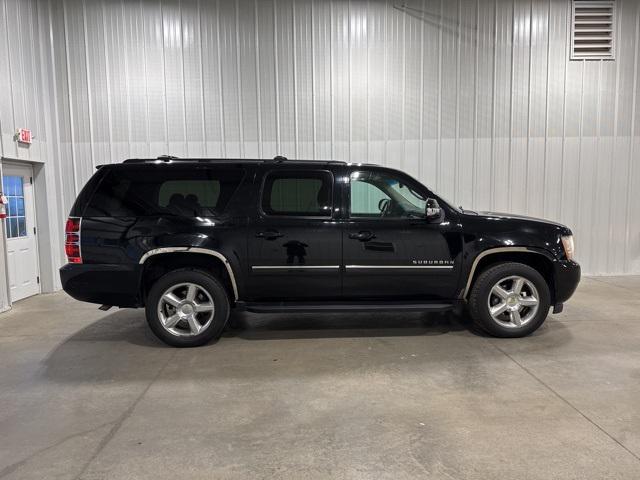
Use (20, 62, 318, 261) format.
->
(468, 262, 550, 338)
(145, 269, 230, 347)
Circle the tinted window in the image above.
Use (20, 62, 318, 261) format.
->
(84, 167, 244, 217)
(350, 170, 427, 219)
(262, 171, 333, 217)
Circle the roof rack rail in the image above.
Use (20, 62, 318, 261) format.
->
(157, 155, 179, 161)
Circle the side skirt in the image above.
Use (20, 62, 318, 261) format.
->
(235, 301, 456, 314)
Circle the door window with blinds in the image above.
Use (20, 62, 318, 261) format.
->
(2, 175, 27, 238)
(261, 171, 333, 217)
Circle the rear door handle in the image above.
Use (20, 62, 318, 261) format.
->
(255, 230, 284, 240)
(348, 231, 376, 242)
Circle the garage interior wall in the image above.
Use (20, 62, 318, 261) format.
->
(1, 0, 640, 305)
(0, 0, 64, 310)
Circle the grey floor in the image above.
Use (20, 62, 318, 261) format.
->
(1, 277, 640, 479)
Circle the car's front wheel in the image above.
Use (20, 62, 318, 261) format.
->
(145, 269, 230, 347)
(468, 262, 551, 337)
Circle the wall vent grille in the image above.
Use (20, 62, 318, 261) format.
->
(571, 0, 615, 60)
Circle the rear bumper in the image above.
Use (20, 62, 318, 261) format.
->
(554, 260, 581, 304)
(60, 263, 141, 308)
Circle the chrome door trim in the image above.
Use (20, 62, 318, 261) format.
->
(462, 247, 546, 299)
(345, 265, 454, 269)
(139, 247, 239, 301)
(251, 265, 340, 270)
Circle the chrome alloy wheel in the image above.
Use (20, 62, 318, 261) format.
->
(157, 282, 215, 337)
(487, 275, 539, 329)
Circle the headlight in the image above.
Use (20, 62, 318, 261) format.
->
(561, 235, 575, 261)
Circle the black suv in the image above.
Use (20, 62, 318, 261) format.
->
(60, 157, 580, 347)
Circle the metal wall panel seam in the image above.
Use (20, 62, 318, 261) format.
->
(215, 0, 226, 156)
(365, 0, 370, 163)
(418, 0, 425, 183)
(2, 0, 17, 147)
(46, 0, 67, 248)
(524, 0, 533, 214)
(81, 1, 95, 170)
(23, 0, 36, 151)
(179, 0, 189, 156)
(490, 0, 497, 209)
(141, 0, 151, 155)
(16, 0, 28, 146)
(454, 0, 461, 202)
(382, 0, 388, 166)
(623, 3, 640, 272)
(348, 0, 352, 162)
(559, 0, 570, 224)
(197, 0, 206, 154)
(122, 1, 133, 159)
(606, 1, 624, 273)
(329, 0, 334, 160)
(273, 0, 281, 154)
(292, 0, 299, 159)
(310, 0, 316, 160)
(588, 60, 602, 271)
(100, 0, 114, 163)
(399, 2, 405, 170)
(507, 0, 515, 211)
(471, 0, 479, 207)
(436, 0, 443, 187)
(62, 0, 78, 193)
(253, 0, 262, 158)
(234, 0, 244, 158)
(160, 0, 170, 154)
(542, 0, 551, 216)
(27, 0, 42, 145)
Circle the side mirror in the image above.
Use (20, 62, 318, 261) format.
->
(425, 198, 442, 221)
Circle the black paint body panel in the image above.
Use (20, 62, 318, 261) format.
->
(60, 160, 581, 309)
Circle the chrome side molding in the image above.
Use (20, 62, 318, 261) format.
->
(251, 265, 340, 270)
(345, 265, 454, 270)
(139, 247, 239, 301)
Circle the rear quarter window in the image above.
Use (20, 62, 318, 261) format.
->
(83, 166, 244, 217)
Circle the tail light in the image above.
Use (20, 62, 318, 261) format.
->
(65, 217, 82, 264)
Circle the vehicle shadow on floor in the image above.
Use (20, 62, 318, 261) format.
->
(40, 308, 572, 384)
(224, 310, 476, 341)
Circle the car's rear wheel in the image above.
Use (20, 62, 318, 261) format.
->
(146, 269, 229, 347)
(468, 262, 550, 337)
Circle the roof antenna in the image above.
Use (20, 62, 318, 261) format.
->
(273, 155, 287, 162)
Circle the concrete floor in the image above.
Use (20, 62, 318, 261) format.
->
(0, 277, 639, 479)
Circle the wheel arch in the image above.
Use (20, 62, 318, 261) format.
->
(139, 248, 239, 304)
(462, 247, 555, 301)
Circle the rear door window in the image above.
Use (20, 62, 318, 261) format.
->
(84, 167, 244, 217)
(261, 170, 333, 217)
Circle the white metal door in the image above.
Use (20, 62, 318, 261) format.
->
(2, 163, 40, 302)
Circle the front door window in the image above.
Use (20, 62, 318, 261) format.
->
(349, 171, 426, 219)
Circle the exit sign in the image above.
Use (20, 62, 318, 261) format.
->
(17, 128, 32, 144)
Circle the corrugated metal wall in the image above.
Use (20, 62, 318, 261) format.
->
(1, 0, 640, 290)
(0, 0, 57, 310)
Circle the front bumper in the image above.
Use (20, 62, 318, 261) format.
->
(60, 263, 141, 308)
(554, 259, 581, 304)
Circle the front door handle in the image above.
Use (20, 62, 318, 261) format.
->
(348, 231, 376, 242)
(256, 230, 284, 240)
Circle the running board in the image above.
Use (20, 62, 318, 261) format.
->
(236, 301, 454, 314)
